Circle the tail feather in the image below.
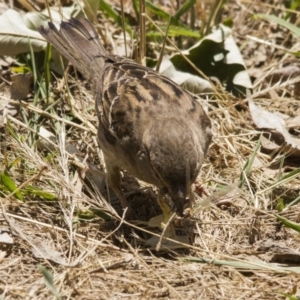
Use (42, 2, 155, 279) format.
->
(39, 18, 107, 77)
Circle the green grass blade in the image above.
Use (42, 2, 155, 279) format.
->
(0, 170, 23, 201)
(239, 135, 261, 188)
(174, 0, 196, 19)
(24, 185, 57, 200)
(146, 1, 170, 19)
(183, 256, 300, 273)
(132, 0, 139, 22)
(277, 167, 300, 182)
(37, 265, 61, 300)
(257, 167, 300, 196)
(99, 0, 132, 34)
(276, 215, 300, 233)
(255, 14, 300, 38)
(147, 25, 200, 38)
(145, 1, 186, 27)
(285, 194, 300, 209)
(99, 0, 120, 22)
(43, 43, 52, 103)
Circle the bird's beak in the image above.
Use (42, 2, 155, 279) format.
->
(170, 187, 187, 217)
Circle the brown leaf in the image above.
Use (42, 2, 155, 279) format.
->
(0, 82, 17, 127)
(286, 115, 300, 129)
(0, 227, 14, 244)
(10, 73, 32, 100)
(248, 93, 300, 158)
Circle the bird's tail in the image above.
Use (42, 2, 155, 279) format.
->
(39, 18, 107, 78)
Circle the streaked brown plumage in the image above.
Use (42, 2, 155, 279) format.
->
(39, 18, 212, 239)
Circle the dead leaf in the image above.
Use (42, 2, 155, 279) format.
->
(249, 99, 286, 133)
(286, 115, 300, 129)
(248, 93, 300, 158)
(0, 82, 17, 127)
(31, 240, 69, 265)
(0, 9, 46, 56)
(261, 135, 280, 152)
(157, 24, 252, 96)
(256, 240, 300, 264)
(261, 133, 300, 158)
(159, 57, 213, 94)
(0, 226, 14, 244)
(3, 215, 71, 266)
(0, 250, 6, 263)
(11, 73, 32, 100)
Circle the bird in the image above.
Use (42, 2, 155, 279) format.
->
(39, 17, 212, 243)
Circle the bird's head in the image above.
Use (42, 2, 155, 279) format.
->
(144, 118, 210, 216)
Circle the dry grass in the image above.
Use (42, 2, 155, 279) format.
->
(1, 0, 300, 299)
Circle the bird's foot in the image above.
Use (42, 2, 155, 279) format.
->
(146, 214, 189, 249)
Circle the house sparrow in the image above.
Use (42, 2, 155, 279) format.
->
(39, 18, 212, 240)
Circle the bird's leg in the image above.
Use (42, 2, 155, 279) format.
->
(105, 159, 129, 210)
(156, 189, 176, 238)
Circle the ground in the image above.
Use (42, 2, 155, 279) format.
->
(0, 0, 300, 299)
